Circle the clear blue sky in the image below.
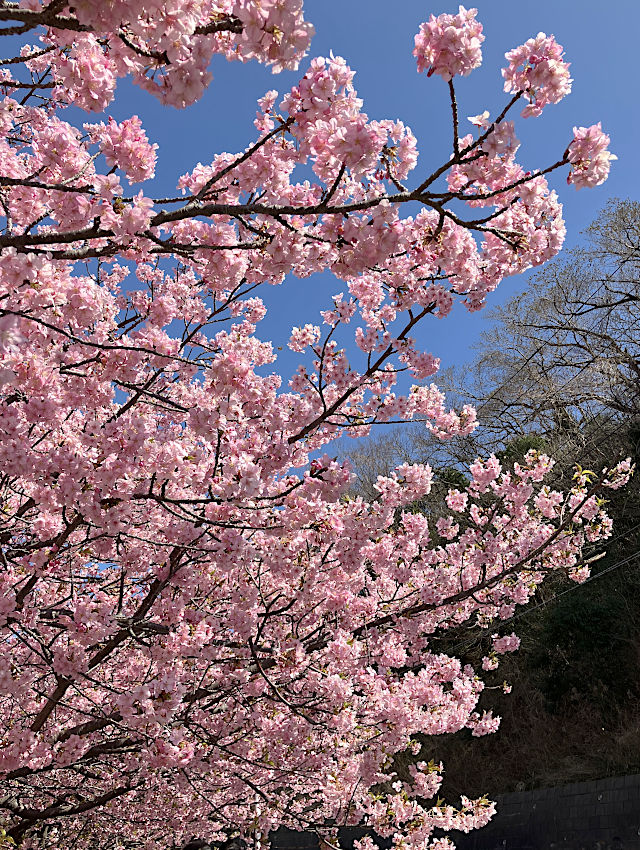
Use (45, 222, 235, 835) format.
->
(102, 0, 639, 374)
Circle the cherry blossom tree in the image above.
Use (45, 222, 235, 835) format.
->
(0, 2, 626, 848)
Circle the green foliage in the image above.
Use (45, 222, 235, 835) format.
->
(496, 434, 548, 465)
(527, 571, 640, 711)
(434, 466, 470, 490)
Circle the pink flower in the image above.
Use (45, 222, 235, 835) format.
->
(445, 489, 468, 512)
(413, 6, 484, 81)
(0, 314, 22, 352)
(87, 115, 158, 183)
(468, 710, 501, 737)
(436, 516, 459, 540)
(502, 33, 572, 117)
(100, 191, 154, 241)
(469, 455, 501, 491)
(492, 633, 520, 654)
(51, 34, 117, 111)
(602, 458, 634, 489)
(400, 349, 440, 380)
(288, 323, 321, 352)
(534, 486, 563, 519)
(0, 7, 625, 847)
(567, 123, 617, 189)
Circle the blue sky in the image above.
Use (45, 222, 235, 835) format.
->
(101, 0, 639, 375)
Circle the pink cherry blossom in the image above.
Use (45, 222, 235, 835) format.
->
(414, 6, 484, 81)
(502, 33, 572, 117)
(86, 116, 158, 183)
(0, 4, 624, 849)
(567, 123, 617, 189)
(492, 633, 521, 654)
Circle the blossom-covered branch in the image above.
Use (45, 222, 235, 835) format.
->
(0, 4, 624, 850)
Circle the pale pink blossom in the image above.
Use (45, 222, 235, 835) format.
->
(567, 123, 617, 189)
(0, 6, 621, 848)
(87, 115, 158, 183)
(446, 489, 468, 512)
(502, 33, 572, 117)
(492, 633, 520, 654)
(414, 6, 484, 81)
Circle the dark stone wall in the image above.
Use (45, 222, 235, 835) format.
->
(454, 773, 640, 850)
(270, 774, 640, 850)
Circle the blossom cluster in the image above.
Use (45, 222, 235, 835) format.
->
(414, 5, 484, 80)
(502, 32, 572, 118)
(0, 4, 622, 850)
(567, 123, 617, 189)
(18, 0, 314, 109)
(85, 116, 158, 183)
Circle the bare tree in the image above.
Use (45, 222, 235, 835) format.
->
(464, 198, 640, 446)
